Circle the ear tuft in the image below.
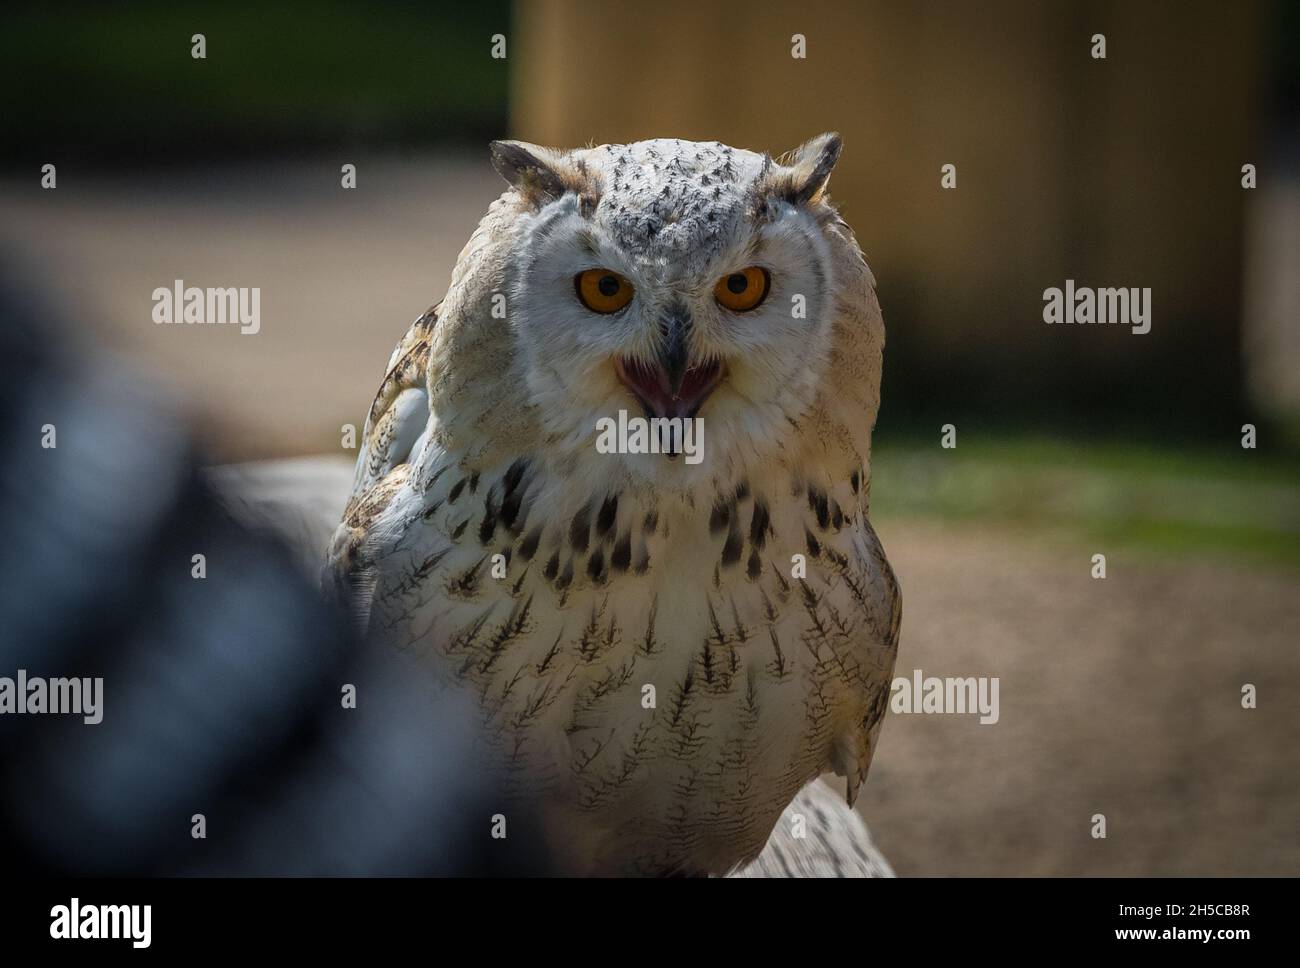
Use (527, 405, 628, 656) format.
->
(773, 132, 843, 206)
(489, 140, 578, 204)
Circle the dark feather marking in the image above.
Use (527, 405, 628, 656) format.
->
(706, 600, 728, 648)
(611, 532, 632, 572)
(720, 517, 743, 567)
(446, 554, 488, 599)
(768, 627, 789, 677)
(668, 667, 695, 726)
(502, 458, 528, 493)
(586, 547, 607, 584)
(749, 501, 770, 550)
(577, 603, 618, 662)
(595, 494, 618, 537)
(478, 594, 534, 674)
(556, 558, 573, 591)
(638, 596, 660, 655)
(518, 525, 543, 562)
(708, 500, 731, 535)
(501, 485, 527, 534)
(448, 478, 467, 503)
(728, 596, 751, 643)
(573, 734, 611, 774)
(445, 608, 493, 655)
(489, 663, 527, 717)
(421, 465, 448, 494)
(512, 675, 564, 733)
(413, 548, 451, 581)
(798, 578, 821, 612)
(814, 492, 831, 530)
(570, 504, 591, 552)
(478, 490, 498, 545)
(536, 632, 564, 674)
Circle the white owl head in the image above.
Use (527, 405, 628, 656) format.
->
(486, 135, 859, 499)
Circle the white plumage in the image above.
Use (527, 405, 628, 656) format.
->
(328, 135, 901, 874)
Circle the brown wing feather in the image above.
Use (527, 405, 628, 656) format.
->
(328, 303, 439, 624)
(348, 303, 439, 501)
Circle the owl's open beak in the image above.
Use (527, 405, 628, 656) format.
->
(615, 354, 722, 421)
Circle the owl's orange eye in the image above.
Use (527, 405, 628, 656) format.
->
(714, 267, 770, 312)
(575, 269, 634, 314)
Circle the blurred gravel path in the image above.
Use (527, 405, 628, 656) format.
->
(861, 518, 1300, 875)
(0, 154, 501, 459)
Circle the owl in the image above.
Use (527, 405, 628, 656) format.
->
(326, 134, 901, 875)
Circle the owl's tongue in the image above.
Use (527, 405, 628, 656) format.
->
(616, 356, 721, 420)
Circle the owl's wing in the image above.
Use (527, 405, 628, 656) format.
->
(325, 303, 439, 624)
(350, 303, 439, 497)
(830, 514, 902, 806)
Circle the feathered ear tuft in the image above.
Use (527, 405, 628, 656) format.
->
(767, 132, 843, 206)
(489, 140, 594, 207)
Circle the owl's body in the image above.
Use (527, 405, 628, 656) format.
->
(328, 136, 900, 874)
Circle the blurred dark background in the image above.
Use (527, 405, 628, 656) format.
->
(4, 0, 1297, 443)
(2, 1, 511, 159)
(1, 0, 1296, 876)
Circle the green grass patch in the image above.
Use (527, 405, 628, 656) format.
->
(871, 435, 1300, 569)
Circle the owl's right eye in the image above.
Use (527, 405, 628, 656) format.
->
(575, 269, 634, 314)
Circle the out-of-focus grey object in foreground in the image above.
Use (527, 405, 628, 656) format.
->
(205, 457, 357, 577)
(0, 276, 549, 876)
(208, 457, 897, 878)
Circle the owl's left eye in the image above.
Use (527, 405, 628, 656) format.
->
(714, 266, 770, 312)
(575, 269, 635, 314)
